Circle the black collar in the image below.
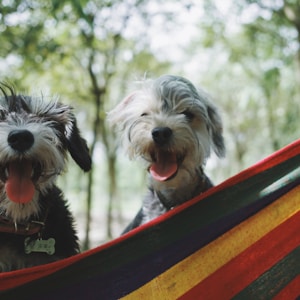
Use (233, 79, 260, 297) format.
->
(0, 209, 49, 236)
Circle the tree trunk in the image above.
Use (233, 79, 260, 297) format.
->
(83, 51, 102, 250)
(83, 164, 94, 250)
(106, 153, 117, 238)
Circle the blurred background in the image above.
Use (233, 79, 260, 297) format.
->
(0, 0, 299, 249)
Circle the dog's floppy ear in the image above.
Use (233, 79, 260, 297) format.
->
(107, 92, 136, 127)
(66, 117, 92, 172)
(206, 103, 225, 158)
(46, 102, 91, 171)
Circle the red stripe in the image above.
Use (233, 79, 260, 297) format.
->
(273, 275, 300, 300)
(179, 211, 300, 300)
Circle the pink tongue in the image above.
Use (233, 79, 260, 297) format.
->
(5, 161, 35, 204)
(150, 152, 178, 181)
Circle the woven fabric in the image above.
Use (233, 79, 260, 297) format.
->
(1, 139, 300, 300)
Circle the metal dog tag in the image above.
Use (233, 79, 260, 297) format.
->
(24, 237, 55, 255)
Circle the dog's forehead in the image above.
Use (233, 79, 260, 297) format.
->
(152, 81, 208, 114)
(0, 95, 69, 120)
(1, 95, 35, 112)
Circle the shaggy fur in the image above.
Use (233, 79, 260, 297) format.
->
(0, 83, 91, 271)
(108, 75, 225, 233)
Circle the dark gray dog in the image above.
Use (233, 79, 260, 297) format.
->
(0, 84, 91, 271)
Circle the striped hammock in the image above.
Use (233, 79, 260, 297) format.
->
(1, 139, 300, 300)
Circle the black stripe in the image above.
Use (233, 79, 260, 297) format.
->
(233, 246, 300, 300)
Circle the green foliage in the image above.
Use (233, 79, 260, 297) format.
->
(1, 0, 299, 243)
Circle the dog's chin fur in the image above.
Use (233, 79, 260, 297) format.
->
(108, 75, 225, 233)
(150, 165, 201, 203)
(0, 83, 91, 272)
(0, 192, 40, 222)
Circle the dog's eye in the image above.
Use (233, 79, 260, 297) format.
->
(0, 110, 7, 120)
(182, 111, 194, 121)
(141, 112, 148, 117)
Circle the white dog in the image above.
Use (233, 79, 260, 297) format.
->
(108, 75, 225, 233)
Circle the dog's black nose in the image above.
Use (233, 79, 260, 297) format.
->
(8, 130, 34, 152)
(152, 127, 172, 145)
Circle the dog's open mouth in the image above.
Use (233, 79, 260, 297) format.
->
(1, 160, 41, 204)
(149, 150, 183, 181)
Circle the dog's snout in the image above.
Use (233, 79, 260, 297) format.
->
(152, 127, 172, 145)
(8, 130, 34, 152)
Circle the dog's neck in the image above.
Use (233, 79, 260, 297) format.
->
(150, 167, 213, 210)
(0, 197, 50, 236)
(0, 214, 47, 236)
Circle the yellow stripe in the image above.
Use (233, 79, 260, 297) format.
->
(122, 185, 300, 300)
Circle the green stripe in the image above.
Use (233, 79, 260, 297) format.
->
(233, 246, 300, 300)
